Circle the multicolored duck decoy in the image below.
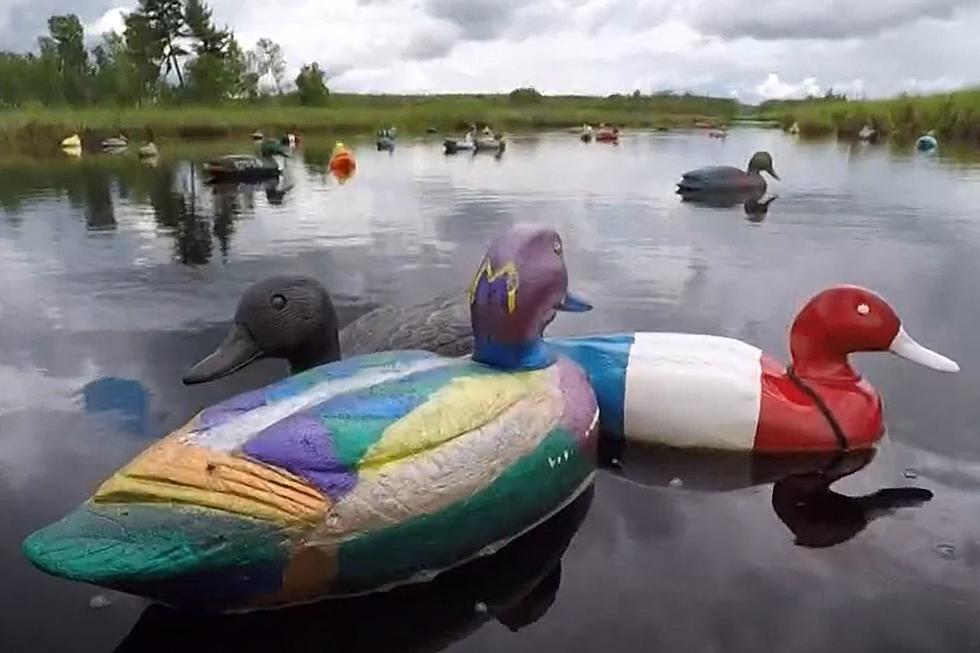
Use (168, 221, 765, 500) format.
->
(23, 225, 599, 611)
(551, 286, 958, 452)
(677, 151, 779, 194)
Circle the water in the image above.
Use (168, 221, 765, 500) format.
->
(1, 129, 979, 652)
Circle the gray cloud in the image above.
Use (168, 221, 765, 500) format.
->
(403, 22, 460, 59)
(424, 0, 525, 40)
(0, 0, 119, 52)
(688, 0, 978, 41)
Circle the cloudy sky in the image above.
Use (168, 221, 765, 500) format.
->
(1, 0, 978, 102)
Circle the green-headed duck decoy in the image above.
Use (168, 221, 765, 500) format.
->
(677, 151, 779, 194)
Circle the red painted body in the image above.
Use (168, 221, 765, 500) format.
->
(596, 130, 619, 142)
(753, 286, 901, 453)
(329, 152, 356, 178)
(755, 355, 884, 452)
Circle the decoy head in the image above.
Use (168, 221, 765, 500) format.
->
(182, 275, 340, 385)
(747, 151, 779, 180)
(789, 285, 959, 380)
(469, 224, 591, 370)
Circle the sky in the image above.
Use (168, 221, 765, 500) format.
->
(0, 0, 979, 102)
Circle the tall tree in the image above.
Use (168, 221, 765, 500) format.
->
(295, 62, 328, 105)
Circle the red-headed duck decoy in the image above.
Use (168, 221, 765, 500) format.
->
(677, 151, 778, 194)
(550, 285, 959, 453)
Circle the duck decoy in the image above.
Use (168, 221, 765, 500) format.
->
(549, 285, 958, 452)
(677, 151, 779, 194)
(112, 485, 593, 653)
(259, 138, 290, 158)
(23, 225, 599, 611)
(328, 141, 357, 178)
(916, 131, 938, 152)
(182, 278, 471, 384)
(204, 154, 283, 183)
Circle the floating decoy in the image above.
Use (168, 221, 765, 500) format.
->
(677, 151, 779, 194)
(204, 154, 282, 183)
(23, 225, 599, 611)
(550, 285, 958, 452)
(916, 131, 938, 152)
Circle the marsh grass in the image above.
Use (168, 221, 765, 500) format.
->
(772, 89, 980, 142)
(0, 93, 739, 155)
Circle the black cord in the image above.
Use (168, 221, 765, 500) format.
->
(786, 365, 850, 451)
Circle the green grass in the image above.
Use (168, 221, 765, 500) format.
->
(0, 93, 739, 155)
(767, 88, 980, 141)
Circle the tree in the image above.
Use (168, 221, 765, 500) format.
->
(295, 62, 329, 105)
(123, 0, 187, 89)
(183, 0, 247, 101)
(92, 32, 139, 105)
(508, 86, 542, 104)
(253, 38, 286, 94)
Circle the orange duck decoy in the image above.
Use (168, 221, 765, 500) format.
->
(328, 141, 357, 180)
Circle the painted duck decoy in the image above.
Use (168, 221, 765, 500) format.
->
(550, 286, 958, 452)
(677, 151, 779, 194)
(181, 277, 473, 385)
(112, 485, 593, 653)
(916, 131, 938, 152)
(204, 154, 283, 183)
(23, 225, 599, 611)
(329, 141, 357, 179)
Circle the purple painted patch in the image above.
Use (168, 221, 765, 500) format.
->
(198, 388, 267, 429)
(242, 413, 356, 500)
(555, 357, 598, 445)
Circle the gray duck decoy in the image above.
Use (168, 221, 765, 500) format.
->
(182, 275, 473, 384)
(677, 151, 779, 194)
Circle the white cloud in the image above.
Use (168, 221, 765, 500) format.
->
(900, 76, 968, 94)
(756, 73, 822, 100)
(85, 5, 128, 37)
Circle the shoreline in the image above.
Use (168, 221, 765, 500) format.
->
(0, 95, 739, 154)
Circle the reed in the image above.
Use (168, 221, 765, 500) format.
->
(773, 89, 980, 141)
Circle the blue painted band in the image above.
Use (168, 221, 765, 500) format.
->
(473, 338, 556, 370)
(546, 333, 634, 439)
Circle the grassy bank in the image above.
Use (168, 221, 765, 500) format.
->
(765, 89, 980, 141)
(0, 93, 739, 155)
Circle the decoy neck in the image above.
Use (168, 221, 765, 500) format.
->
(468, 224, 591, 370)
(182, 275, 340, 385)
(788, 285, 959, 381)
(747, 151, 779, 180)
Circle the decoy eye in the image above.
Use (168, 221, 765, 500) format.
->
(270, 294, 287, 310)
(856, 303, 870, 316)
(553, 240, 563, 255)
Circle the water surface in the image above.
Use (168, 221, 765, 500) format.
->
(1, 129, 978, 652)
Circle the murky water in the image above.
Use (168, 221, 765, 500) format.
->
(1, 129, 978, 652)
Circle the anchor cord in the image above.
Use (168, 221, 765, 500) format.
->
(786, 366, 850, 451)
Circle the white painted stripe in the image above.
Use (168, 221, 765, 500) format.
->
(192, 356, 458, 451)
(623, 332, 762, 450)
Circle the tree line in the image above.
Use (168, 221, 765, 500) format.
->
(0, 0, 330, 108)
